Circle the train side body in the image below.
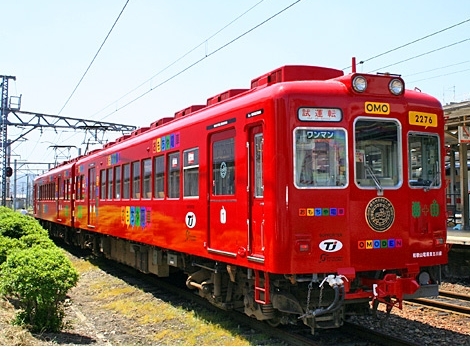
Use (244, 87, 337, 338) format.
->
(34, 161, 75, 227)
(34, 64, 447, 333)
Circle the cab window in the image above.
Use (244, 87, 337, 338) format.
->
(295, 128, 347, 188)
(354, 119, 401, 188)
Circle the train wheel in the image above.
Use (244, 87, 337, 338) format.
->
(266, 315, 281, 327)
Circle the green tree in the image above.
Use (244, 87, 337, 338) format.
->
(0, 208, 79, 332)
(0, 246, 79, 332)
(0, 206, 48, 239)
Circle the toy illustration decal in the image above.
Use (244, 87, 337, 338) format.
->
(365, 197, 394, 232)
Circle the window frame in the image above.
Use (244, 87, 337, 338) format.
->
(142, 158, 152, 199)
(114, 166, 121, 199)
(107, 168, 113, 199)
(123, 163, 130, 199)
(408, 131, 441, 189)
(132, 160, 141, 199)
(183, 147, 199, 198)
(167, 152, 180, 199)
(212, 137, 235, 196)
(100, 169, 107, 199)
(353, 117, 402, 190)
(294, 127, 348, 189)
(154, 155, 165, 199)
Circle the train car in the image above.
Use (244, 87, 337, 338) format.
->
(34, 60, 448, 334)
(34, 160, 75, 230)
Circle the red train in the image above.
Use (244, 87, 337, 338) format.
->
(34, 60, 448, 333)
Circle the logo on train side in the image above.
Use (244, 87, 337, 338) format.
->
(319, 239, 343, 252)
(358, 238, 403, 250)
(185, 212, 196, 228)
(365, 102, 390, 115)
(365, 197, 395, 232)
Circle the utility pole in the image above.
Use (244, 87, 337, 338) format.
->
(0, 76, 137, 207)
(1, 75, 16, 206)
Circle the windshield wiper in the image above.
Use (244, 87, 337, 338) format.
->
(365, 164, 383, 195)
(426, 162, 440, 191)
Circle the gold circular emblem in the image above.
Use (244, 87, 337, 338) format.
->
(365, 197, 394, 232)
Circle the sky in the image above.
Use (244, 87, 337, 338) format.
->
(2, 0, 470, 177)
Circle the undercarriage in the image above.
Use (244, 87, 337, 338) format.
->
(41, 222, 441, 335)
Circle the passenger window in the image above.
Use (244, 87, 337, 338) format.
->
(142, 158, 152, 199)
(107, 168, 113, 199)
(63, 179, 67, 200)
(213, 138, 235, 195)
(168, 152, 180, 198)
(100, 169, 106, 199)
(254, 134, 264, 197)
(132, 161, 141, 199)
(184, 148, 199, 197)
(114, 166, 121, 199)
(58, 176, 63, 199)
(77, 175, 85, 200)
(75, 176, 80, 200)
(154, 156, 164, 199)
(123, 164, 130, 199)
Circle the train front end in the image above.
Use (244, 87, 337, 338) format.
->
(263, 65, 448, 332)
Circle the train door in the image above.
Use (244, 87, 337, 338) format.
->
(208, 129, 246, 257)
(88, 167, 96, 226)
(248, 126, 265, 260)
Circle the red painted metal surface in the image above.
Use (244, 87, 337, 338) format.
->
(34, 64, 448, 306)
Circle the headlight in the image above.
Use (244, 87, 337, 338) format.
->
(389, 78, 404, 95)
(352, 75, 367, 93)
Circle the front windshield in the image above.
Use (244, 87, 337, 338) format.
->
(294, 128, 347, 188)
(355, 119, 401, 188)
(408, 133, 441, 187)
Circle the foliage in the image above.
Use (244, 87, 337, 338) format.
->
(0, 236, 20, 264)
(0, 246, 79, 332)
(0, 207, 54, 265)
(19, 233, 56, 249)
(0, 207, 48, 239)
(0, 207, 79, 332)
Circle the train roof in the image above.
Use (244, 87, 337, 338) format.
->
(39, 63, 441, 171)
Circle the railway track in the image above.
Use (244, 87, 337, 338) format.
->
(340, 321, 419, 346)
(407, 290, 470, 315)
(75, 249, 417, 346)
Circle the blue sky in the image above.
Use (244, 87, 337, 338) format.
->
(2, 0, 470, 171)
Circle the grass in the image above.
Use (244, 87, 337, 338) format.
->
(0, 252, 273, 345)
(65, 253, 276, 345)
(94, 280, 252, 345)
(69, 255, 98, 274)
(0, 299, 39, 346)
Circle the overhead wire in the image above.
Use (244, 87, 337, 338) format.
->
(34, 0, 130, 163)
(409, 67, 470, 84)
(30, 4, 469, 163)
(369, 37, 470, 73)
(46, 0, 300, 158)
(57, 0, 130, 115)
(100, 0, 302, 120)
(405, 60, 470, 77)
(343, 17, 470, 71)
(91, 0, 266, 120)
